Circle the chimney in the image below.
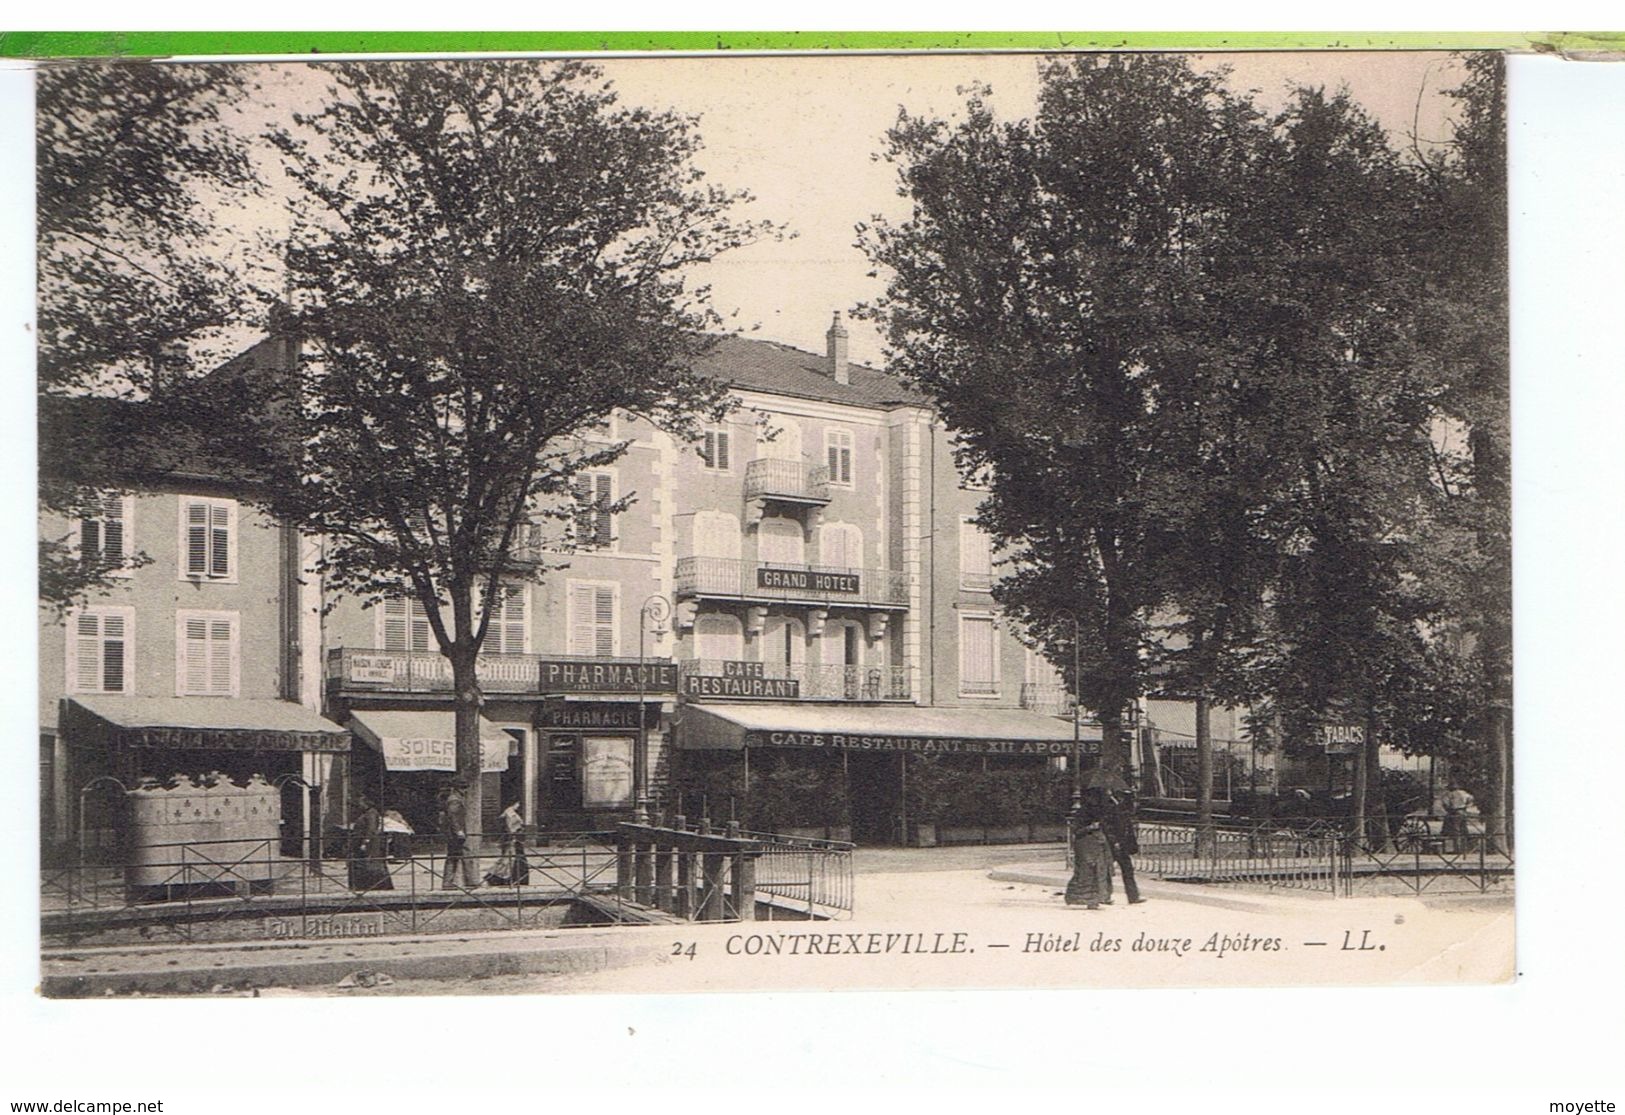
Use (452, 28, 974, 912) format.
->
(825, 311, 850, 385)
(151, 340, 188, 399)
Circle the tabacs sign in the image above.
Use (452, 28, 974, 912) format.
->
(757, 567, 860, 595)
(1320, 724, 1366, 754)
(538, 658, 678, 694)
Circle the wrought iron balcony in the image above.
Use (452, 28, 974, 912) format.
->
(1020, 682, 1078, 716)
(679, 659, 913, 702)
(327, 647, 543, 695)
(674, 556, 910, 609)
(744, 458, 832, 505)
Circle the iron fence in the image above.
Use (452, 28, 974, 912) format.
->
(736, 828, 855, 918)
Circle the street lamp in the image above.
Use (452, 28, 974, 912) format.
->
(1066, 612, 1083, 818)
(635, 594, 672, 824)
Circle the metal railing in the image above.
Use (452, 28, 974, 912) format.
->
(744, 458, 831, 503)
(680, 658, 911, 702)
(1020, 683, 1076, 716)
(674, 556, 911, 608)
(327, 647, 542, 694)
(737, 828, 856, 917)
(39, 831, 654, 945)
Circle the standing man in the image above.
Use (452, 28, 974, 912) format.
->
(1103, 786, 1146, 905)
(1440, 781, 1475, 853)
(440, 776, 479, 889)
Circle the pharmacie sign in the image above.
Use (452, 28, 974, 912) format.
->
(538, 658, 678, 694)
(1320, 724, 1366, 754)
(538, 702, 664, 730)
(744, 729, 1088, 756)
(683, 660, 800, 699)
(757, 567, 860, 595)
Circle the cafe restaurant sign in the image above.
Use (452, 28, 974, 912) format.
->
(684, 660, 800, 699)
(743, 729, 1089, 757)
(757, 567, 860, 595)
(539, 658, 678, 694)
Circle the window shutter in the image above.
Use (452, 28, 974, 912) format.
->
(75, 614, 101, 691)
(962, 618, 995, 688)
(80, 518, 101, 562)
(593, 588, 615, 657)
(183, 617, 208, 692)
(382, 597, 406, 651)
(839, 445, 851, 483)
(209, 618, 233, 694)
(102, 613, 126, 692)
(569, 585, 595, 656)
(186, 502, 208, 575)
(210, 504, 230, 576)
(410, 599, 431, 653)
(715, 431, 730, 470)
(103, 495, 125, 560)
(593, 473, 613, 547)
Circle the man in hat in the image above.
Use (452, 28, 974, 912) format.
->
(1102, 786, 1145, 904)
(439, 776, 479, 889)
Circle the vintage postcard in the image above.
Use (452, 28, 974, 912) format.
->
(34, 46, 1515, 1000)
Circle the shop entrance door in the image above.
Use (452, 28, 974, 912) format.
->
(847, 752, 902, 845)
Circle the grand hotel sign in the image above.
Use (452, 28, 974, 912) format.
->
(757, 567, 860, 595)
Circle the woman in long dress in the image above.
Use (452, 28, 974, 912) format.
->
(1065, 789, 1113, 909)
(484, 802, 529, 886)
(348, 796, 395, 892)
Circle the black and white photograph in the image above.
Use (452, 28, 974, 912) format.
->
(33, 46, 1524, 999)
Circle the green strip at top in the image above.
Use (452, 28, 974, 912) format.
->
(3, 30, 1622, 60)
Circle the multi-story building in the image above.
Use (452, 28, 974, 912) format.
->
(40, 316, 1096, 854)
(38, 388, 346, 858)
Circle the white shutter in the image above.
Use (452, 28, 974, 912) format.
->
(961, 617, 996, 690)
(759, 519, 804, 566)
(183, 616, 208, 693)
(209, 504, 231, 576)
(593, 473, 614, 548)
(101, 613, 126, 692)
(961, 521, 992, 584)
(410, 598, 431, 652)
(75, 613, 102, 691)
(593, 588, 615, 657)
(102, 495, 126, 561)
(822, 523, 861, 569)
(209, 619, 234, 694)
(382, 597, 408, 651)
(569, 584, 596, 656)
(490, 585, 527, 654)
(185, 502, 208, 575)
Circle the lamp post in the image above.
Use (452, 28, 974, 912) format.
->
(1067, 612, 1083, 818)
(635, 594, 672, 824)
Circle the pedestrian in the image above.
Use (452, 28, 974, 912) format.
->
(1103, 787, 1146, 905)
(1065, 787, 1114, 909)
(381, 807, 414, 862)
(439, 777, 479, 889)
(347, 795, 394, 892)
(1440, 781, 1475, 853)
(485, 801, 529, 886)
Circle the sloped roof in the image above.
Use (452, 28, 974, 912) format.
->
(38, 393, 263, 488)
(695, 334, 928, 411)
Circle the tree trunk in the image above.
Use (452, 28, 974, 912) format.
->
(1486, 703, 1512, 855)
(1351, 717, 1368, 853)
(450, 646, 484, 851)
(1363, 701, 1393, 852)
(1195, 692, 1214, 857)
(1099, 707, 1127, 783)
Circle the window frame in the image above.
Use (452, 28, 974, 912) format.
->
(65, 605, 135, 695)
(957, 611, 1001, 699)
(377, 593, 437, 653)
(824, 428, 855, 487)
(699, 425, 734, 473)
(959, 517, 994, 592)
(566, 579, 622, 658)
(72, 493, 136, 578)
(174, 608, 240, 698)
(176, 496, 238, 584)
(573, 468, 618, 552)
(483, 582, 531, 656)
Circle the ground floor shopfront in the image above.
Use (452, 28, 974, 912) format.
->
(54, 695, 351, 863)
(671, 702, 1103, 845)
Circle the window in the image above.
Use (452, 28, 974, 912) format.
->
(959, 614, 999, 697)
(821, 621, 863, 667)
(760, 416, 802, 461)
(960, 519, 994, 591)
(485, 584, 529, 655)
(67, 607, 133, 694)
(819, 522, 863, 570)
(380, 595, 435, 653)
(693, 510, 742, 560)
(176, 610, 239, 697)
(825, 429, 854, 485)
(573, 471, 615, 550)
(700, 426, 732, 471)
(757, 518, 805, 566)
(762, 616, 805, 674)
(567, 581, 619, 657)
(178, 497, 236, 581)
(77, 494, 133, 574)
(694, 613, 743, 662)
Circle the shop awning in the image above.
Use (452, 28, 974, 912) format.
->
(1145, 699, 1248, 749)
(62, 696, 350, 753)
(349, 710, 513, 772)
(679, 703, 1100, 757)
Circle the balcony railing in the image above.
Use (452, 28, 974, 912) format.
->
(744, 458, 832, 504)
(680, 659, 912, 702)
(326, 647, 543, 695)
(1020, 682, 1077, 716)
(674, 556, 910, 608)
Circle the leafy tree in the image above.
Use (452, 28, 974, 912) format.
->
(37, 62, 261, 612)
(861, 56, 1270, 779)
(216, 60, 770, 834)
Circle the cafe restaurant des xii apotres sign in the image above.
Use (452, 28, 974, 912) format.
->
(746, 730, 1083, 757)
(757, 566, 861, 595)
(538, 658, 679, 694)
(683, 660, 800, 699)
